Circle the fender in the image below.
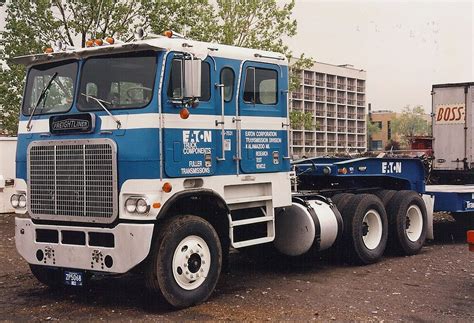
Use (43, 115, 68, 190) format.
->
(157, 188, 230, 220)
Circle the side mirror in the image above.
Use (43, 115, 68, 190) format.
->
(183, 58, 201, 98)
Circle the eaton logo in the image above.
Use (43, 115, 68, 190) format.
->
(465, 201, 474, 210)
(381, 162, 402, 174)
(183, 130, 212, 143)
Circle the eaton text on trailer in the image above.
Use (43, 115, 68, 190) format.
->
(12, 32, 433, 308)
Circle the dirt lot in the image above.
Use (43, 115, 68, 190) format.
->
(0, 213, 472, 321)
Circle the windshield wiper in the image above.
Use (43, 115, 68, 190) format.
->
(81, 93, 122, 129)
(26, 72, 58, 131)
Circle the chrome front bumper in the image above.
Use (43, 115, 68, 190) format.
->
(15, 218, 154, 273)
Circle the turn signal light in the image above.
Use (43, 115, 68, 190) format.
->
(86, 39, 94, 47)
(162, 182, 172, 193)
(94, 39, 103, 46)
(44, 47, 54, 53)
(164, 30, 173, 38)
(153, 202, 161, 209)
(180, 108, 190, 119)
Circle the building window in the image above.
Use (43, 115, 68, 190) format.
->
(374, 121, 382, 129)
(243, 67, 277, 105)
(371, 140, 383, 150)
(387, 121, 392, 140)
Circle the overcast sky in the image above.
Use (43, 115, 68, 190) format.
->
(284, 0, 473, 112)
(1, 0, 473, 112)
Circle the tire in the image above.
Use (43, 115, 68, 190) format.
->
(331, 193, 355, 213)
(386, 190, 427, 255)
(145, 215, 222, 308)
(30, 264, 63, 289)
(374, 190, 397, 207)
(340, 194, 388, 265)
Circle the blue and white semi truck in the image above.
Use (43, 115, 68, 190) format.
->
(11, 33, 433, 308)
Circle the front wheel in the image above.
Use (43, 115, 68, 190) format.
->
(145, 215, 222, 308)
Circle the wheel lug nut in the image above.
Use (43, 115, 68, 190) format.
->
(184, 263, 187, 267)
(202, 260, 205, 265)
(200, 268, 204, 272)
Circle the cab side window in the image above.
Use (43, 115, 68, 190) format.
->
(220, 67, 235, 102)
(243, 67, 277, 105)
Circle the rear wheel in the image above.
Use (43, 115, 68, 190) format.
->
(386, 191, 427, 255)
(374, 190, 397, 206)
(30, 265, 63, 289)
(331, 193, 355, 212)
(145, 215, 222, 308)
(340, 194, 388, 265)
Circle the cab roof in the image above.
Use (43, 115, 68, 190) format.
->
(11, 36, 288, 67)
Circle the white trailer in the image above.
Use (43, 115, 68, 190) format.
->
(431, 82, 474, 179)
(0, 137, 17, 213)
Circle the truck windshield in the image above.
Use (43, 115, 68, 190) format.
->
(77, 51, 156, 111)
(22, 60, 78, 115)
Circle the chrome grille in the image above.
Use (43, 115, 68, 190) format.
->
(28, 139, 117, 223)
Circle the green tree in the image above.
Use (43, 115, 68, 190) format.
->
(366, 116, 381, 138)
(0, 0, 150, 134)
(391, 105, 430, 144)
(1, 0, 309, 135)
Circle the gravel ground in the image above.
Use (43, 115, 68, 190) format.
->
(0, 213, 472, 321)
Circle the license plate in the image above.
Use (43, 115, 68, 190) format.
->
(64, 270, 84, 286)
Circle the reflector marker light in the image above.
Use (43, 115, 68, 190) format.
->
(162, 182, 172, 193)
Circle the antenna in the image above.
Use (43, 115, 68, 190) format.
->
(94, 0, 104, 38)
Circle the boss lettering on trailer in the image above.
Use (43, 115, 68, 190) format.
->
(382, 161, 402, 174)
(435, 104, 465, 124)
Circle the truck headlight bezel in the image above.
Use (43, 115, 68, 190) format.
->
(124, 196, 150, 215)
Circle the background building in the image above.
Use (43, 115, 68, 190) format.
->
(289, 61, 366, 159)
(369, 110, 400, 150)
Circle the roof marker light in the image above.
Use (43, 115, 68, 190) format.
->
(94, 39, 103, 46)
(164, 30, 173, 38)
(86, 40, 94, 47)
(105, 37, 115, 45)
(44, 47, 54, 54)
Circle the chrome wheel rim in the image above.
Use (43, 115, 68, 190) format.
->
(172, 235, 211, 290)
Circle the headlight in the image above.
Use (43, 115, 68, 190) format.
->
(10, 194, 19, 208)
(136, 198, 150, 214)
(125, 198, 137, 213)
(18, 194, 27, 208)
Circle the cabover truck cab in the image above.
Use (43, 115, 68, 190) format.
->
(12, 34, 433, 308)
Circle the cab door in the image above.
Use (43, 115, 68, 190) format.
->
(238, 62, 289, 174)
(162, 52, 218, 178)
